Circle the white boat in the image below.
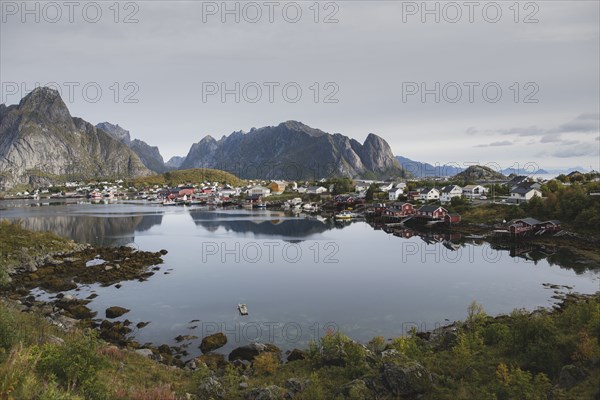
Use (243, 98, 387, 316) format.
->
(162, 199, 177, 206)
(334, 210, 357, 220)
(238, 304, 248, 316)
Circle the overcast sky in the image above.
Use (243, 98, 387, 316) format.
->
(1, 0, 599, 171)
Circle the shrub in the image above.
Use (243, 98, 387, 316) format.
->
(253, 352, 279, 375)
(37, 333, 108, 398)
(0, 305, 18, 352)
(483, 323, 510, 347)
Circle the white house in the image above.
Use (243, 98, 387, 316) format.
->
(419, 187, 440, 201)
(509, 186, 542, 203)
(462, 185, 487, 199)
(440, 185, 462, 203)
(249, 185, 271, 197)
(355, 181, 370, 192)
(296, 186, 308, 194)
(306, 186, 328, 195)
(388, 187, 403, 200)
(396, 182, 407, 190)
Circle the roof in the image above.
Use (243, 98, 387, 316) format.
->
(420, 187, 438, 194)
(441, 185, 460, 193)
(307, 186, 326, 190)
(419, 205, 445, 213)
(512, 217, 541, 226)
(541, 220, 561, 225)
(463, 184, 483, 190)
(507, 175, 528, 185)
(510, 185, 539, 194)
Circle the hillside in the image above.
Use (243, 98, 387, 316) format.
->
(453, 165, 507, 182)
(128, 168, 245, 187)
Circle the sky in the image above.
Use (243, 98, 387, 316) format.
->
(1, 0, 599, 171)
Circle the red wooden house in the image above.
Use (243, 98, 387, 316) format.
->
(416, 205, 448, 219)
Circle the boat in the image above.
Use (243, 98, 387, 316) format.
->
(162, 199, 177, 206)
(334, 210, 357, 220)
(238, 304, 248, 316)
(255, 202, 267, 209)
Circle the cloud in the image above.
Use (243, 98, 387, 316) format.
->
(475, 140, 513, 148)
(465, 127, 478, 135)
(498, 126, 546, 137)
(552, 143, 599, 158)
(540, 134, 562, 143)
(556, 113, 600, 133)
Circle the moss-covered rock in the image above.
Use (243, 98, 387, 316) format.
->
(200, 332, 227, 353)
(105, 306, 130, 319)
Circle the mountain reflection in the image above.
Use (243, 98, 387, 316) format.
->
(16, 214, 163, 246)
(188, 210, 337, 238)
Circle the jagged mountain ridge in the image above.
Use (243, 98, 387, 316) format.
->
(0, 88, 151, 190)
(180, 121, 405, 180)
(96, 122, 167, 173)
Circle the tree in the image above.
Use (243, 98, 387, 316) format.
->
(365, 183, 379, 201)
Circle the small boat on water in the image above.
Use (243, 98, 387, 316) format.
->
(255, 202, 267, 209)
(162, 199, 177, 206)
(334, 210, 357, 220)
(238, 304, 248, 316)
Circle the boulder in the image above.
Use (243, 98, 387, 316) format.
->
(198, 376, 224, 398)
(285, 378, 309, 394)
(105, 306, 130, 318)
(558, 364, 588, 389)
(336, 379, 371, 399)
(229, 342, 281, 362)
(380, 361, 432, 397)
(200, 332, 228, 353)
(134, 348, 154, 358)
(286, 348, 307, 362)
(244, 385, 285, 400)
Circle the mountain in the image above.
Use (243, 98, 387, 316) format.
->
(0, 88, 151, 190)
(395, 156, 463, 177)
(96, 122, 167, 173)
(180, 121, 405, 180)
(165, 156, 186, 169)
(453, 165, 507, 182)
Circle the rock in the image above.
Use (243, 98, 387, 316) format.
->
(197, 353, 228, 371)
(244, 385, 284, 400)
(285, 378, 309, 394)
(135, 348, 154, 358)
(286, 348, 307, 362)
(558, 364, 588, 389)
(175, 334, 198, 342)
(159, 249, 168, 255)
(198, 376, 224, 398)
(24, 261, 38, 272)
(380, 362, 432, 397)
(239, 382, 249, 390)
(136, 321, 150, 329)
(106, 306, 130, 318)
(229, 342, 281, 362)
(336, 379, 371, 399)
(104, 265, 113, 271)
(200, 332, 228, 353)
(44, 335, 65, 345)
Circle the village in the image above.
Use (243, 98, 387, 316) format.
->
(4, 170, 594, 241)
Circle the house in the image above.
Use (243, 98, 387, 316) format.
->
(509, 185, 542, 203)
(440, 185, 462, 203)
(396, 182, 407, 190)
(508, 218, 541, 235)
(249, 185, 271, 197)
(355, 181, 370, 192)
(537, 220, 562, 233)
(416, 205, 448, 219)
(444, 213, 461, 224)
(407, 191, 421, 201)
(296, 186, 308, 194)
(268, 180, 287, 195)
(462, 185, 487, 199)
(178, 187, 195, 197)
(383, 202, 415, 217)
(306, 186, 327, 195)
(388, 187, 404, 200)
(506, 175, 529, 190)
(419, 187, 440, 201)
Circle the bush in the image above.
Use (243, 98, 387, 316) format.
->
(0, 305, 18, 352)
(253, 352, 279, 375)
(483, 323, 510, 347)
(37, 333, 108, 398)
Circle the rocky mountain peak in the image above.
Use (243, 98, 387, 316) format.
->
(18, 87, 72, 126)
(96, 122, 131, 145)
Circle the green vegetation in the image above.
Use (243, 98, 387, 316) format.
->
(128, 168, 245, 188)
(1, 294, 598, 399)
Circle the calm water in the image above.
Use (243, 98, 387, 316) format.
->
(2, 199, 598, 358)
